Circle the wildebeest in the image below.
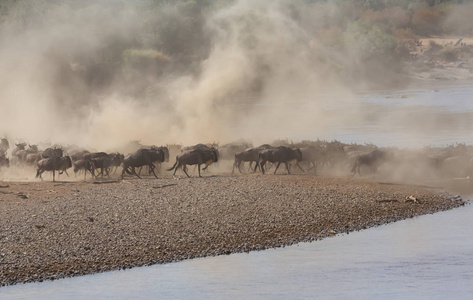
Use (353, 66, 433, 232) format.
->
(257, 146, 304, 175)
(218, 141, 253, 161)
(232, 144, 272, 174)
(299, 146, 326, 173)
(0, 137, 9, 153)
(325, 141, 348, 168)
(70, 149, 90, 162)
(0, 152, 9, 169)
(36, 156, 72, 182)
(11, 142, 26, 157)
(442, 155, 473, 178)
(73, 159, 96, 180)
(151, 146, 170, 162)
(233, 148, 261, 173)
(85, 152, 123, 178)
(26, 153, 42, 166)
(168, 148, 219, 177)
(41, 147, 64, 159)
(351, 149, 390, 176)
(139, 147, 169, 175)
(122, 148, 165, 179)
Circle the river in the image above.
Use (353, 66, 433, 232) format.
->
(1, 82, 473, 299)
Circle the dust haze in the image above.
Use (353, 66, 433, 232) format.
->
(0, 0, 371, 150)
(0, 0, 471, 151)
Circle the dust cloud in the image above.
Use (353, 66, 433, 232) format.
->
(0, 0, 363, 151)
(0, 0, 470, 152)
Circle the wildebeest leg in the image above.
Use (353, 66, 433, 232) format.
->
(138, 166, 143, 176)
(53, 170, 56, 182)
(307, 162, 316, 173)
(198, 164, 202, 177)
(182, 164, 191, 178)
(149, 164, 158, 178)
(36, 169, 44, 181)
(254, 161, 260, 173)
(173, 163, 180, 176)
(285, 162, 291, 174)
(273, 162, 282, 174)
(238, 161, 243, 174)
(131, 166, 142, 179)
(296, 162, 305, 173)
(260, 161, 266, 174)
(63, 169, 70, 178)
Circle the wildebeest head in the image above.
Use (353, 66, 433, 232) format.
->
(15, 142, 27, 150)
(28, 144, 39, 153)
(212, 148, 219, 163)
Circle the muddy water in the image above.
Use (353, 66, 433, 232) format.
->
(2, 83, 473, 299)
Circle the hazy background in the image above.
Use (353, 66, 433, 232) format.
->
(1, 0, 472, 150)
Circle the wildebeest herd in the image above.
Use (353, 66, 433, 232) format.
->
(1, 137, 473, 182)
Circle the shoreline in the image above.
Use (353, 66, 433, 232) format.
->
(0, 174, 466, 286)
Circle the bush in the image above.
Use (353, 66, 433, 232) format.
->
(411, 8, 444, 35)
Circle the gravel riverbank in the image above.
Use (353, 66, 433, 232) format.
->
(0, 174, 466, 286)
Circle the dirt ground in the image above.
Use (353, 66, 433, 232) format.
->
(0, 173, 466, 286)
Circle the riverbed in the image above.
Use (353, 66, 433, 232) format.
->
(1, 200, 471, 299)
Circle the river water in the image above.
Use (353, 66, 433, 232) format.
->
(2, 82, 473, 299)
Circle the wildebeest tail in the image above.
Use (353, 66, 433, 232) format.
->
(167, 158, 178, 171)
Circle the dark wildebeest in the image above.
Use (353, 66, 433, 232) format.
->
(257, 146, 304, 175)
(232, 145, 272, 174)
(70, 150, 90, 162)
(218, 141, 253, 161)
(168, 148, 219, 177)
(139, 147, 169, 175)
(89, 153, 124, 178)
(73, 159, 96, 180)
(180, 144, 219, 173)
(325, 141, 348, 168)
(41, 147, 64, 159)
(351, 149, 389, 177)
(233, 148, 261, 173)
(110, 152, 125, 174)
(151, 146, 170, 162)
(122, 148, 165, 179)
(82, 152, 121, 178)
(181, 143, 218, 153)
(36, 156, 72, 182)
(232, 144, 274, 173)
(299, 146, 327, 173)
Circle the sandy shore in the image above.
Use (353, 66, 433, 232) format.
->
(0, 174, 466, 286)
